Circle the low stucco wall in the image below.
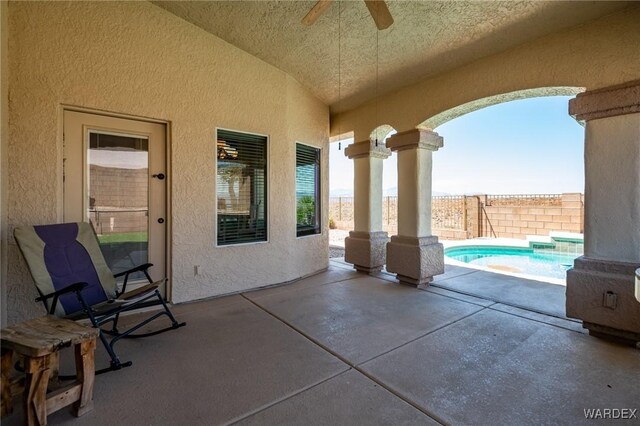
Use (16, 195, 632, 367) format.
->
(331, 5, 640, 140)
(4, 2, 329, 323)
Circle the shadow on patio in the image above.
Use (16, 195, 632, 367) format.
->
(5, 262, 639, 425)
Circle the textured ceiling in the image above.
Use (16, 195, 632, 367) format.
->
(153, 1, 631, 113)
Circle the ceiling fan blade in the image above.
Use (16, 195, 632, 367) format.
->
(364, 0, 394, 30)
(302, 0, 334, 26)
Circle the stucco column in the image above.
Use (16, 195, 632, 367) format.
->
(567, 80, 640, 344)
(385, 129, 444, 288)
(344, 140, 391, 273)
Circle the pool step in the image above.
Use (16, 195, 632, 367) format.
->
(526, 235, 555, 249)
(549, 231, 584, 243)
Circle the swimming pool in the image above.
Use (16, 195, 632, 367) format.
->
(445, 243, 583, 280)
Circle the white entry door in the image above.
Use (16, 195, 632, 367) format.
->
(63, 110, 167, 295)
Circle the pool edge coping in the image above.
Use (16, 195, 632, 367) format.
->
(441, 237, 583, 286)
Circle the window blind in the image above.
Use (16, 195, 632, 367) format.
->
(217, 129, 267, 245)
(296, 143, 321, 237)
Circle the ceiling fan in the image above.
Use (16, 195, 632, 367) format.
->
(302, 0, 394, 30)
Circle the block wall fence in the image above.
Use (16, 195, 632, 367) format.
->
(88, 165, 148, 235)
(330, 193, 584, 240)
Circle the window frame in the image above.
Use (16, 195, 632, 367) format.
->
(295, 142, 322, 239)
(214, 127, 270, 248)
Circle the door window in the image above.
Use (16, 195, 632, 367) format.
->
(88, 132, 149, 279)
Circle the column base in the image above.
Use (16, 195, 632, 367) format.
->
(386, 235, 444, 289)
(344, 231, 389, 274)
(567, 256, 640, 344)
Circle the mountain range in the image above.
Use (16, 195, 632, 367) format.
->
(330, 187, 451, 197)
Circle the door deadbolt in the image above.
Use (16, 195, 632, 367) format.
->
(152, 173, 165, 180)
(158, 218, 165, 224)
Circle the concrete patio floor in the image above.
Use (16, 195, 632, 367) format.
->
(4, 262, 639, 425)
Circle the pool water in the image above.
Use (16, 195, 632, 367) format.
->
(445, 244, 583, 280)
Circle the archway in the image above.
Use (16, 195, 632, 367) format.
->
(382, 89, 586, 316)
(431, 95, 585, 316)
(418, 87, 584, 130)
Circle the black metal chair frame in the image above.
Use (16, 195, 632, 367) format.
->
(35, 263, 186, 374)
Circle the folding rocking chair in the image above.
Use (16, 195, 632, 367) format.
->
(14, 222, 186, 374)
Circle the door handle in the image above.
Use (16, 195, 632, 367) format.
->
(158, 218, 165, 224)
(152, 173, 165, 180)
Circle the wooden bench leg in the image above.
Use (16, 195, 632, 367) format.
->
(1, 348, 13, 417)
(73, 339, 96, 417)
(24, 355, 51, 426)
(47, 351, 60, 391)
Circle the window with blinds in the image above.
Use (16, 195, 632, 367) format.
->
(296, 143, 321, 237)
(216, 129, 267, 246)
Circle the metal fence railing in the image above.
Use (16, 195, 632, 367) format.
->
(432, 196, 465, 230)
(329, 193, 583, 237)
(382, 196, 398, 226)
(89, 208, 148, 235)
(486, 194, 562, 206)
(329, 197, 354, 223)
(330, 195, 466, 230)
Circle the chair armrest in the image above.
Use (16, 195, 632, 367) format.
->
(114, 263, 154, 278)
(114, 263, 155, 297)
(35, 282, 87, 302)
(35, 282, 88, 315)
(118, 280, 164, 301)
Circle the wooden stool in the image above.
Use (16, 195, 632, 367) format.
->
(1, 315, 99, 425)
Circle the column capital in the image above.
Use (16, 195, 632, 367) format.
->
(569, 79, 640, 122)
(344, 140, 391, 160)
(386, 129, 443, 152)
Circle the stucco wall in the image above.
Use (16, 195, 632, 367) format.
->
(5, 2, 329, 323)
(0, 1, 8, 327)
(331, 6, 640, 140)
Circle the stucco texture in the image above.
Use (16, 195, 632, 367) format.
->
(0, 0, 8, 326)
(331, 6, 640, 140)
(5, 2, 329, 323)
(154, 1, 631, 113)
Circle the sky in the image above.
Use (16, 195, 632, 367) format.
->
(329, 96, 585, 196)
